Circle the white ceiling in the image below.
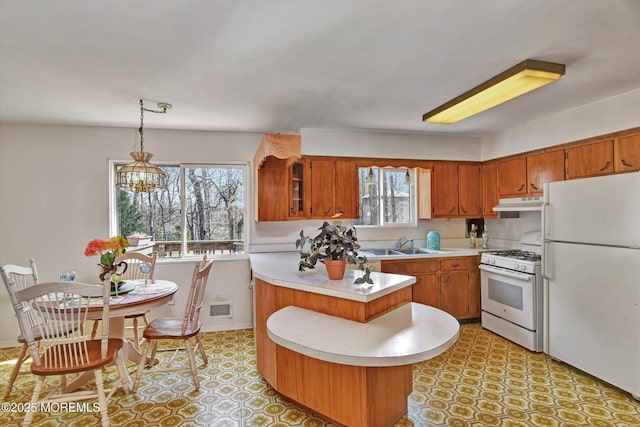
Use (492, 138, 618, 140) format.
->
(1, 0, 639, 137)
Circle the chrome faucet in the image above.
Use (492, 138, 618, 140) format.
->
(397, 237, 414, 249)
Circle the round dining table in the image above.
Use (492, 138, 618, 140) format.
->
(66, 279, 178, 393)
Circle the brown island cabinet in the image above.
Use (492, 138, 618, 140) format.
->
(250, 253, 460, 427)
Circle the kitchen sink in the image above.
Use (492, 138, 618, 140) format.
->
(365, 248, 403, 256)
(364, 248, 442, 256)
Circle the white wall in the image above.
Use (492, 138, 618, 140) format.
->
(301, 128, 480, 160)
(0, 124, 261, 346)
(481, 88, 640, 160)
(0, 123, 476, 346)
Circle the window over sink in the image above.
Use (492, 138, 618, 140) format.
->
(110, 162, 247, 258)
(354, 167, 417, 227)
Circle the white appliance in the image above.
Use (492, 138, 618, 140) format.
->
(543, 172, 640, 398)
(479, 231, 543, 352)
(493, 196, 544, 212)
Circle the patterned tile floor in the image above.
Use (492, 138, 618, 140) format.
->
(1, 323, 638, 426)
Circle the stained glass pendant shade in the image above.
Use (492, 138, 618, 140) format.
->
(116, 99, 170, 193)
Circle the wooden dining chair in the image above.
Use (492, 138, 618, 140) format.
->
(91, 251, 157, 348)
(7, 277, 128, 427)
(1, 259, 40, 399)
(133, 256, 213, 392)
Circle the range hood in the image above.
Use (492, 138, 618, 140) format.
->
(493, 196, 544, 212)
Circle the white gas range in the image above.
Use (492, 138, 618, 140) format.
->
(479, 231, 543, 352)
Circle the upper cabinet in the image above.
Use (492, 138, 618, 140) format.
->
(334, 158, 359, 219)
(308, 157, 359, 220)
(432, 162, 482, 218)
(497, 151, 565, 198)
(527, 150, 565, 194)
(566, 140, 614, 179)
(614, 133, 640, 173)
(255, 134, 302, 221)
(481, 162, 498, 218)
(497, 157, 527, 197)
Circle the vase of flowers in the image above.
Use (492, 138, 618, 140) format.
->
(84, 236, 130, 288)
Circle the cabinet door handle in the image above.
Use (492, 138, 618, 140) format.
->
(460, 206, 467, 214)
(599, 161, 611, 171)
(452, 263, 460, 268)
(621, 159, 634, 168)
(338, 208, 344, 213)
(450, 207, 456, 214)
(518, 184, 525, 191)
(324, 207, 332, 215)
(530, 183, 539, 190)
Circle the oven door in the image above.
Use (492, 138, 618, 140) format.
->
(479, 264, 536, 330)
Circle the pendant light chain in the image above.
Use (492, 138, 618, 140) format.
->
(139, 99, 145, 153)
(115, 98, 172, 193)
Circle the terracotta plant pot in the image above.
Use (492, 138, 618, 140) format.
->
(322, 259, 347, 280)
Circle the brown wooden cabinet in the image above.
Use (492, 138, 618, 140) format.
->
(498, 151, 565, 197)
(615, 133, 640, 172)
(289, 159, 310, 219)
(334, 158, 359, 218)
(431, 163, 459, 217)
(481, 161, 498, 218)
(309, 157, 359, 219)
(566, 140, 614, 179)
(381, 255, 480, 320)
(309, 158, 335, 218)
(257, 157, 291, 221)
(527, 150, 565, 195)
(497, 156, 527, 197)
(458, 164, 483, 217)
(432, 163, 482, 218)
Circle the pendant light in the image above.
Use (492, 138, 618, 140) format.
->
(403, 168, 411, 185)
(365, 167, 376, 185)
(116, 99, 171, 193)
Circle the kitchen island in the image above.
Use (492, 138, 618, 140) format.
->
(250, 252, 460, 427)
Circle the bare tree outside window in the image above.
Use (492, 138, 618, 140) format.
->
(355, 167, 414, 227)
(115, 164, 245, 257)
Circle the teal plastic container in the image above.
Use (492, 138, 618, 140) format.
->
(426, 231, 441, 251)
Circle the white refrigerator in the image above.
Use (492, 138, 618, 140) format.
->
(543, 172, 640, 398)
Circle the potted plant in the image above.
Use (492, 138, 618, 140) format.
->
(296, 221, 364, 280)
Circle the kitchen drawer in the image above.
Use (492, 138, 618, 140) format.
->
(381, 259, 439, 275)
(440, 257, 478, 271)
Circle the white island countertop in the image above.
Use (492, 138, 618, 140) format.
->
(267, 302, 460, 367)
(250, 252, 415, 303)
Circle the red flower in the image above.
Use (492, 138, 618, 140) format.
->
(84, 239, 107, 257)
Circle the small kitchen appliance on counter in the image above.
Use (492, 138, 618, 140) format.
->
(479, 231, 543, 352)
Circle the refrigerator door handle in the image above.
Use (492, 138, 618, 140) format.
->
(543, 240, 552, 281)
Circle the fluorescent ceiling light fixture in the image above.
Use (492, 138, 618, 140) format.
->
(422, 59, 565, 124)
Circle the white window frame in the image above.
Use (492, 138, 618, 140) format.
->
(109, 160, 249, 260)
(356, 166, 418, 228)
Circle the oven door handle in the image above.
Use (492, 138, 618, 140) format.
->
(479, 264, 533, 281)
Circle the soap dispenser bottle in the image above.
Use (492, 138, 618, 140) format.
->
(482, 224, 489, 249)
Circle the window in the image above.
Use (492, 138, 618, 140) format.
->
(112, 162, 246, 258)
(354, 167, 416, 227)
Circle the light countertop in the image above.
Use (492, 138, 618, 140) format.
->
(249, 252, 415, 302)
(267, 302, 460, 367)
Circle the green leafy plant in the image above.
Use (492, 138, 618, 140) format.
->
(297, 222, 364, 272)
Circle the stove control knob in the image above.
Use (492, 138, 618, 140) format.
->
(491, 259, 496, 265)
